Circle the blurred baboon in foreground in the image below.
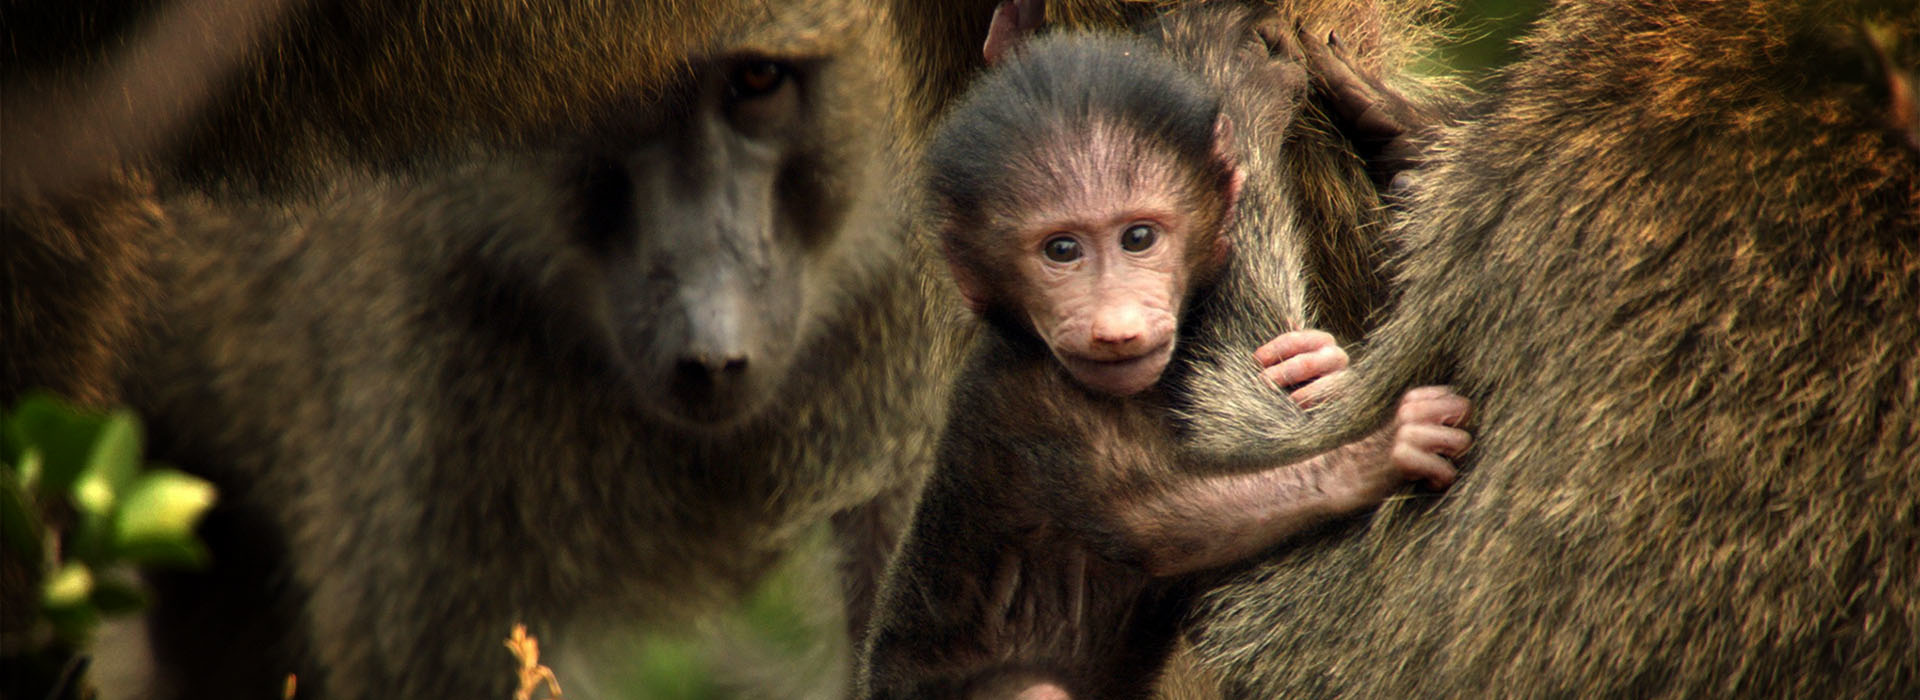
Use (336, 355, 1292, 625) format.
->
(1, 0, 753, 410)
(9, 1, 971, 698)
(1178, 0, 1920, 695)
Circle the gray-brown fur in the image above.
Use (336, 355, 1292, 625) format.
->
(6, 2, 974, 697)
(1, 175, 166, 409)
(1, 0, 755, 197)
(0, 0, 757, 419)
(864, 334, 1219, 698)
(1184, 0, 1920, 695)
(0, 0, 756, 410)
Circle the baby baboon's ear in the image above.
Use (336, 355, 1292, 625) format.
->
(1856, 22, 1918, 149)
(942, 241, 992, 314)
(1214, 114, 1244, 226)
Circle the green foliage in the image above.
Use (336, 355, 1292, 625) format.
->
(2, 394, 216, 699)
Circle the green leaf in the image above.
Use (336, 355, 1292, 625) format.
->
(1, 462, 46, 568)
(71, 411, 143, 516)
(9, 445, 45, 492)
(5, 394, 108, 495)
(44, 602, 101, 647)
(115, 537, 211, 569)
(42, 562, 94, 610)
(89, 574, 151, 614)
(113, 469, 216, 567)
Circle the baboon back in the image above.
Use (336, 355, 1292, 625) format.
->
(1189, 0, 1919, 696)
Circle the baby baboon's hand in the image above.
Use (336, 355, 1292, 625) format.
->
(1385, 385, 1471, 490)
(1254, 329, 1349, 407)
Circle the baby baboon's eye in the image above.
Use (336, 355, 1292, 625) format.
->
(1120, 224, 1157, 252)
(1043, 235, 1083, 263)
(728, 60, 791, 100)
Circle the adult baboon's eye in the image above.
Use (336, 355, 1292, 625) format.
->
(728, 60, 790, 100)
(1120, 224, 1157, 252)
(1043, 235, 1083, 263)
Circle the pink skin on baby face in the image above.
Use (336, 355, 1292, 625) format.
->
(1017, 200, 1193, 396)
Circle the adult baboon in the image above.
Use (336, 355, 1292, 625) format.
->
(1178, 0, 1920, 696)
(2, 0, 755, 409)
(4, 1, 972, 698)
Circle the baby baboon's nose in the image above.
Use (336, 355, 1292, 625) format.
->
(1091, 307, 1149, 353)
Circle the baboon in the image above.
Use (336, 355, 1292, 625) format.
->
(1171, 0, 1920, 696)
(0, 0, 758, 196)
(892, 0, 1450, 345)
(17, 1, 975, 697)
(3, 0, 1438, 698)
(1, 175, 166, 410)
(1, 0, 756, 410)
(862, 7, 1467, 696)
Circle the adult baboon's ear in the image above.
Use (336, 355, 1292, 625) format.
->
(984, 0, 1046, 65)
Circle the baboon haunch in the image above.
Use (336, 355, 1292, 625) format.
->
(861, 7, 1467, 695)
(1180, 0, 1920, 696)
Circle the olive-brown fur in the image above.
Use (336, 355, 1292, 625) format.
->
(1185, 0, 1920, 695)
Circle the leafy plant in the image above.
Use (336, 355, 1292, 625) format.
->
(2, 394, 216, 700)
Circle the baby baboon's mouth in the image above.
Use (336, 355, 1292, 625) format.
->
(1059, 341, 1175, 396)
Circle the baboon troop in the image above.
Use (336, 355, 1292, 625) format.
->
(3, 0, 1914, 698)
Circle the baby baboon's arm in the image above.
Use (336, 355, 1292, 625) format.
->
(1102, 332, 1468, 577)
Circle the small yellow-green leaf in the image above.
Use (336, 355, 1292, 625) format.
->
(73, 473, 116, 515)
(43, 562, 95, 609)
(13, 446, 44, 492)
(114, 470, 216, 567)
(71, 411, 143, 516)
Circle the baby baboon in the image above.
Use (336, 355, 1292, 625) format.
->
(861, 4, 1467, 698)
(1180, 0, 1920, 696)
(892, 0, 1451, 343)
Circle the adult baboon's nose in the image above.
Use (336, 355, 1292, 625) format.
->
(675, 353, 749, 384)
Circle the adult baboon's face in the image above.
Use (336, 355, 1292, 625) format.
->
(567, 14, 892, 431)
